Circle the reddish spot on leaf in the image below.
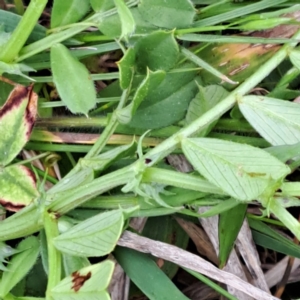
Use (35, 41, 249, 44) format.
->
(71, 271, 92, 292)
(0, 85, 28, 118)
(25, 84, 38, 136)
(0, 165, 37, 212)
(0, 84, 38, 139)
(145, 158, 152, 164)
(0, 200, 25, 212)
(248, 172, 267, 178)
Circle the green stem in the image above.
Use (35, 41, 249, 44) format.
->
(144, 31, 300, 165)
(17, 24, 93, 62)
(143, 168, 224, 195)
(44, 212, 61, 300)
(35, 116, 108, 128)
(26, 142, 93, 153)
(214, 119, 255, 133)
(48, 166, 133, 214)
(268, 199, 300, 241)
(208, 133, 270, 148)
(14, 0, 25, 15)
(0, 0, 48, 62)
(86, 88, 129, 158)
(64, 89, 130, 178)
(0, 204, 43, 241)
(3, 293, 16, 300)
(181, 46, 237, 84)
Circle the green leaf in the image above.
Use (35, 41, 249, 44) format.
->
(90, 0, 115, 12)
(0, 81, 13, 107)
(265, 142, 300, 163)
(63, 254, 91, 276)
(0, 25, 11, 48)
(117, 69, 165, 124)
(53, 210, 124, 257)
(0, 236, 40, 298)
(114, 247, 189, 300)
(51, 43, 97, 115)
(117, 47, 135, 90)
(98, 8, 156, 38)
(219, 203, 247, 268)
(47, 168, 94, 196)
(289, 49, 300, 71)
(0, 10, 46, 43)
(0, 85, 38, 166)
(114, 0, 135, 40)
(181, 47, 237, 85)
(0, 165, 39, 212)
(239, 95, 300, 145)
(51, 260, 114, 299)
(248, 218, 300, 258)
(0, 205, 43, 242)
(128, 65, 198, 129)
(138, 0, 196, 29)
(134, 30, 179, 73)
(0, 61, 35, 80)
(181, 138, 290, 201)
(198, 198, 239, 218)
(185, 85, 229, 136)
(252, 230, 300, 259)
(79, 141, 136, 172)
(280, 182, 300, 197)
(236, 17, 292, 31)
(51, 0, 91, 28)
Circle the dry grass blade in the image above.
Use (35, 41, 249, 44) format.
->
(236, 220, 270, 293)
(118, 231, 280, 300)
(198, 207, 252, 300)
(265, 257, 300, 288)
(108, 257, 129, 300)
(176, 217, 219, 265)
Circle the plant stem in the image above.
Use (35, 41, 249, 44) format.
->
(44, 212, 61, 300)
(208, 133, 270, 148)
(86, 88, 130, 158)
(48, 166, 134, 214)
(0, 204, 43, 241)
(0, 0, 48, 62)
(14, 0, 25, 15)
(268, 199, 300, 241)
(214, 118, 255, 133)
(144, 31, 300, 165)
(143, 168, 224, 195)
(64, 89, 130, 178)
